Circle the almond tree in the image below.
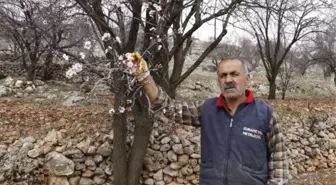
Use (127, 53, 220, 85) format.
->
(0, 0, 87, 80)
(73, 0, 243, 184)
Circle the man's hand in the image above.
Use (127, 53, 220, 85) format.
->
(128, 52, 159, 103)
(129, 52, 150, 82)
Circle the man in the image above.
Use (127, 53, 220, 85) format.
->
(129, 53, 289, 185)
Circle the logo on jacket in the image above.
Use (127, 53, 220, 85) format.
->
(242, 127, 263, 139)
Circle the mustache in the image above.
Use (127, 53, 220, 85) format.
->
(224, 83, 236, 89)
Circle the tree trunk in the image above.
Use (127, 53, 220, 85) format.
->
(27, 66, 36, 81)
(112, 71, 128, 185)
(268, 78, 277, 99)
(43, 51, 53, 80)
(281, 90, 286, 100)
(127, 93, 154, 185)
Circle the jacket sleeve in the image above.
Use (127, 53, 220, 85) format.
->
(151, 87, 203, 127)
(266, 112, 290, 185)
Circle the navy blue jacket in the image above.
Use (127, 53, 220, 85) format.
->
(199, 92, 272, 185)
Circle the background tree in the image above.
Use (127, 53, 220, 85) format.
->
(310, 23, 336, 86)
(238, 0, 329, 99)
(0, 0, 87, 81)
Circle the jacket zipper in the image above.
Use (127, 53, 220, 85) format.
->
(225, 118, 233, 184)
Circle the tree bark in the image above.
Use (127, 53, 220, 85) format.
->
(127, 93, 154, 185)
(334, 76, 336, 87)
(27, 63, 36, 81)
(268, 78, 277, 99)
(43, 51, 53, 80)
(112, 71, 128, 185)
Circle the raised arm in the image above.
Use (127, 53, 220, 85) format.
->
(266, 112, 290, 185)
(130, 52, 203, 127)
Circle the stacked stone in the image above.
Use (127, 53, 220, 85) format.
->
(141, 121, 201, 185)
(0, 117, 335, 184)
(0, 76, 47, 97)
(286, 118, 336, 177)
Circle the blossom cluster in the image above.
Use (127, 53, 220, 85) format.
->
(117, 53, 138, 75)
(65, 63, 83, 79)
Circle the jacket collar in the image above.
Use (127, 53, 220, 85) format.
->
(216, 89, 254, 113)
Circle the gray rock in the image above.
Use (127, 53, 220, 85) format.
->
(4, 76, 15, 87)
(87, 146, 96, 155)
(97, 142, 112, 157)
(178, 154, 189, 166)
(85, 157, 96, 167)
(104, 161, 113, 175)
(151, 144, 160, 150)
(0, 85, 9, 97)
(161, 137, 171, 144)
(144, 178, 154, 185)
(163, 166, 178, 177)
(79, 177, 95, 185)
(170, 135, 180, 144)
(167, 150, 177, 162)
(15, 80, 24, 88)
(94, 167, 105, 175)
(62, 95, 85, 107)
(172, 144, 184, 154)
(155, 181, 165, 185)
(20, 136, 36, 144)
(45, 130, 62, 145)
(69, 176, 80, 185)
(0, 145, 7, 158)
(318, 131, 328, 138)
(153, 169, 163, 181)
(191, 154, 201, 159)
(180, 138, 191, 147)
(160, 144, 171, 152)
(329, 139, 336, 149)
(93, 175, 105, 184)
(63, 149, 85, 159)
(184, 146, 194, 155)
(27, 148, 43, 158)
(170, 162, 183, 170)
(44, 151, 75, 176)
(48, 176, 70, 185)
(94, 155, 103, 163)
(24, 86, 34, 93)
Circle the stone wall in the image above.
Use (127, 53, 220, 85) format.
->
(0, 115, 335, 185)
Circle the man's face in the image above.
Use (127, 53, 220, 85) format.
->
(217, 59, 250, 100)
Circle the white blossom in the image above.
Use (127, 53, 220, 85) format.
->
(178, 28, 183, 34)
(42, 20, 47, 25)
(84, 41, 92, 50)
(149, 10, 156, 18)
(153, 4, 162, 11)
(102, 32, 111, 41)
(118, 106, 125, 113)
(126, 61, 134, 68)
(149, 27, 156, 32)
(105, 46, 113, 54)
(118, 55, 124, 60)
(157, 45, 162, 50)
(65, 63, 83, 79)
(79, 52, 85, 59)
(115, 37, 121, 44)
(109, 108, 115, 114)
(127, 99, 132, 104)
(62, 54, 69, 60)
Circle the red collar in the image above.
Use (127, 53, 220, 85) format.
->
(216, 89, 254, 113)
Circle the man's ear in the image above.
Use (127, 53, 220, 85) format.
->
(245, 74, 251, 88)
